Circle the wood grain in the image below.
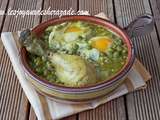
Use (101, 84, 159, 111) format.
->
(148, 0, 160, 70)
(0, 0, 42, 120)
(114, 0, 160, 120)
(79, 0, 114, 22)
(42, 0, 77, 21)
(79, 97, 126, 120)
(0, 0, 9, 63)
(78, 0, 126, 119)
(0, 50, 22, 120)
(18, 93, 30, 120)
(63, 115, 77, 120)
(149, 0, 160, 44)
(0, 0, 8, 30)
(29, 107, 37, 120)
(41, 0, 78, 119)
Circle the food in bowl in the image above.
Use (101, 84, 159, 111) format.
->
(20, 15, 135, 103)
(20, 21, 128, 87)
(19, 14, 154, 102)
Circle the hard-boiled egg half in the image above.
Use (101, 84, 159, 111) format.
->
(90, 36, 113, 53)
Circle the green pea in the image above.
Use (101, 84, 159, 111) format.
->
(107, 52, 113, 58)
(123, 56, 127, 59)
(100, 62, 104, 65)
(98, 57, 104, 65)
(99, 57, 104, 61)
(100, 52, 105, 56)
(121, 61, 125, 65)
(116, 46, 122, 52)
(115, 39, 122, 45)
(42, 56, 46, 61)
(46, 61, 50, 67)
(108, 47, 114, 53)
(46, 73, 53, 80)
(112, 34, 117, 39)
(35, 58, 41, 66)
(88, 40, 92, 45)
(111, 69, 115, 73)
(44, 70, 48, 76)
(111, 44, 117, 49)
(104, 59, 109, 63)
(113, 52, 120, 58)
(122, 49, 127, 54)
(36, 68, 43, 75)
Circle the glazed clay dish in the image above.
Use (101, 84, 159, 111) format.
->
(20, 14, 153, 104)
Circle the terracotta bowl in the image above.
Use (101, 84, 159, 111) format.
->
(20, 15, 135, 104)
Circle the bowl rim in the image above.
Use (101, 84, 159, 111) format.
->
(20, 15, 135, 93)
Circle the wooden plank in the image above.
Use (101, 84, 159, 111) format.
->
(0, 0, 8, 30)
(0, 0, 43, 120)
(33, 0, 43, 26)
(28, 106, 78, 120)
(79, 0, 114, 22)
(149, 0, 160, 43)
(79, 97, 126, 120)
(0, 50, 22, 120)
(0, 0, 9, 62)
(18, 93, 30, 120)
(114, 0, 160, 120)
(42, 0, 77, 21)
(29, 107, 37, 120)
(148, 0, 160, 69)
(2, 0, 42, 32)
(62, 115, 77, 120)
(0, 39, 3, 56)
(40, 1, 78, 119)
(78, 0, 126, 120)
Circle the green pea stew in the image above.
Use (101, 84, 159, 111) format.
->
(28, 21, 128, 87)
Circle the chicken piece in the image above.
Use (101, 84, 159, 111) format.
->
(49, 53, 98, 87)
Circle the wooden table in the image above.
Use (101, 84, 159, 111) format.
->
(0, 0, 160, 120)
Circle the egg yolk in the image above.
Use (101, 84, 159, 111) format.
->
(92, 38, 112, 52)
(65, 26, 82, 33)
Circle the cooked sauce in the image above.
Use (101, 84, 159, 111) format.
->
(28, 21, 128, 87)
